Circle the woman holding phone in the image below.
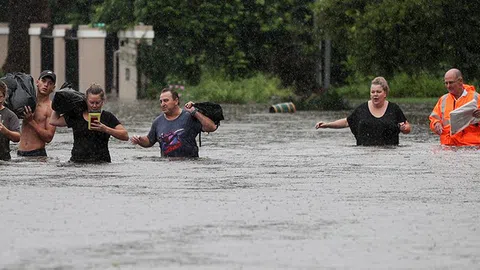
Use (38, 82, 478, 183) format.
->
(50, 83, 129, 162)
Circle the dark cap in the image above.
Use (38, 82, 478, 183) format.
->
(38, 70, 56, 84)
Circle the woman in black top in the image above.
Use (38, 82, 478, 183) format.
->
(315, 77, 411, 146)
(50, 84, 129, 162)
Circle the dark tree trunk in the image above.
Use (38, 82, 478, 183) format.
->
(2, 0, 51, 73)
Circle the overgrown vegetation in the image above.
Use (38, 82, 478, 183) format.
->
(336, 72, 447, 99)
(2, 0, 478, 109)
(297, 90, 350, 111)
(99, 0, 480, 108)
(113, 1, 318, 97)
(144, 69, 295, 105)
(314, 0, 480, 81)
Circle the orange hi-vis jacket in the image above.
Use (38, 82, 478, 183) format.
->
(429, 84, 480, 146)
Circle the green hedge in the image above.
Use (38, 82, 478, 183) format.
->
(144, 69, 295, 104)
(335, 72, 453, 99)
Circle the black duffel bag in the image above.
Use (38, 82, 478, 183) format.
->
(0, 72, 36, 118)
(194, 102, 224, 127)
(52, 82, 87, 115)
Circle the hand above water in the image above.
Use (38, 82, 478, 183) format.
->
(473, 108, 480, 118)
(130, 135, 141, 145)
(434, 122, 443, 135)
(89, 120, 105, 132)
(184, 101, 195, 113)
(315, 121, 328, 129)
(23, 106, 34, 123)
(129, 135, 151, 148)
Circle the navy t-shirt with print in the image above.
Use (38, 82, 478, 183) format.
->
(347, 102, 407, 146)
(147, 110, 202, 157)
(64, 110, 121, 162)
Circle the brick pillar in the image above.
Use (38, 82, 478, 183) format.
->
(77, 25, 106, 93)
(53, 24, 72, 88)
(29, 23, 48, 80)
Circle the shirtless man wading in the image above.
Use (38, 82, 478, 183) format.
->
(17, 70, 57, 157)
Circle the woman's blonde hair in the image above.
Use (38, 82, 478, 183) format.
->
(371, 76, 390, 94)
(86, 83, 105, 100)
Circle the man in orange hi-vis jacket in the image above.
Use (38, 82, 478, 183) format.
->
(429, 68, 480, 146)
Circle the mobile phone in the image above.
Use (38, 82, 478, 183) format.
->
(88, 112, 101, 130)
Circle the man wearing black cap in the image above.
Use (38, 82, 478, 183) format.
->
(17, 70, 57, 157)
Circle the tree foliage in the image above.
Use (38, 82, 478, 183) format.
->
(314, 0, 480, 81)
(50, 0, 104, 25)
(3, 0, 479, 93)
(2, 0, 51, 73)
(94, 0, 318, 95)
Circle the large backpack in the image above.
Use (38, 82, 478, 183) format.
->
(52, 82, 87, 116)
(0, 72, 36, 118)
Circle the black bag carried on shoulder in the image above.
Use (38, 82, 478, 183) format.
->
(52, 82, 87, 115)
(194, 102, 224, 127)
(193, 102, 224, 147)
(0, 72, 36, 118)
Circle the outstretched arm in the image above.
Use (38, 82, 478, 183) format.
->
(130, 135, 153, 148)
(315, 118, 349, 129)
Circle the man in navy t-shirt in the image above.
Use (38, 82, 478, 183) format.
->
(130, 88, 217, 157)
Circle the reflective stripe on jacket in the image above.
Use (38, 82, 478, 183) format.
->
(429, 84, 480, 145)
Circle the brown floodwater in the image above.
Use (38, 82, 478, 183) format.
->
(1, 100, 479, 269)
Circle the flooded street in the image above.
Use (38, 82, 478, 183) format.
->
(1, 100, 480, 269)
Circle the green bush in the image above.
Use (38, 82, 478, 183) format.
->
(297, 90, 350, 111)
(142, 69, 295, 104)
(334, 72, 447, 99)
(388, 72, 444, 98)
(336, 82, 370, 99)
